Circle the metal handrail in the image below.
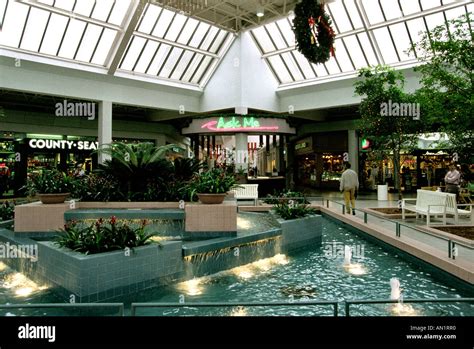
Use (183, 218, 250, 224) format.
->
(0, 303, 124, 316)
(130, 300, 339, 316)
(345, 298, 474, 317)
(323, 199, 474, 255)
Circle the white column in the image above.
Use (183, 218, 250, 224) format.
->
(235, 133, 248, 173)
(155, 134, 166, 147)
(98, 101, 112, 164)
(348, 130, 359, 175)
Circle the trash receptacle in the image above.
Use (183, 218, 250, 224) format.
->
(377, 184, 388, 201)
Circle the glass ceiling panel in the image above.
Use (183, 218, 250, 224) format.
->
(117, 2, 231, 86)
(209, 31, 228, 54)
(251, 0, 469, 87)
(341, 35, 367, 69)
(181, 54, 204, 82)
(399, 0, 421, 15)
(164, 12, 187, 42)
(147, 44, 171, 75)
(73, 0, 94, 17)
(379, 0, 403, 21)
(176, 17, 199, 45)
(120, 37, 146, 71)
(281, 52, 304, 81)
(158, 47, 183, 78)
(266, 22, 287, 50)
(373, 27, 399, 64)
(328, 1, 355, 32)
(39, 14, 69, 55)
(58, 19, 87, 59)
(292, 51, 316, 79)
(170, 50, 194, 80)
(133, 41, 159, 74)
(191, 56, 213, 84)
(108, 1, 130, 26)
(90, 27, 115, 65)
(1, 0, 229, 88)
(188, 21, 210, 48)
(389, 23, 413, 60)
(20, 7, 49, 52)
(74, 23, 102, 62)
(138, 4, 161, 34)
(333, 39, 354, 72)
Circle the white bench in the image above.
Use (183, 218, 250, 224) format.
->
(231, 184, 259, 206)
(402, 189, 449, 225)
(445, 194, 473, 224)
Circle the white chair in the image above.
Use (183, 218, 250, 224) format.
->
(231, 184, 259, 206)
(402, 189, 448, 225)
(444, 194, 473, 224)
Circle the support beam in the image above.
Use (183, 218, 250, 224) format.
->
(106, 0, 148, 75)
(98, 101, 113, 164)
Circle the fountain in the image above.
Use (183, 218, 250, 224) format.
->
(343, 245, 352, 266)
(343, 245, 367, 275)
(390, 278, 418, 316)
(390, 277, 401, 300)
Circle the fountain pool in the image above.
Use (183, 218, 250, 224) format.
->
(1, 217, 473, 316)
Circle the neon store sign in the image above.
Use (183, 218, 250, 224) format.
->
(29, 139, 99, 151)
(201, 117, 279, 132)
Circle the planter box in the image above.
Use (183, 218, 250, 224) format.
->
(418, 225, 474, 247)
(36, 240, 183, 302)
(15, 201, 71, 233)
(185, 201, 237, 237)
(277, 214, 323, 252)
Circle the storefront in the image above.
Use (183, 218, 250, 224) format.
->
(359, 136, 453, 191)
(0, 132, 155, 196)
(294, 131, 348, 190)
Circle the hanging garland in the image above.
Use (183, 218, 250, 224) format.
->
(293, 0, 336, 65)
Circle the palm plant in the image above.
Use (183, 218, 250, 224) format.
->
(96, 143, 182, 200)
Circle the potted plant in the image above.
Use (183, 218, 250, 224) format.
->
(190, 168, 237, 204)
(26, 169, 75, 204)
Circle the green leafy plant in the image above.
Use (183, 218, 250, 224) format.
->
(188, 168, 237, 199)
(264, 190, 309, 204)
(354, 65, 424, 199)
(56, 216, 155, 255)
(26, 169, 75, 196)
(273, 201, 317, 221)
(411, 13, 473, 161)
(0, 200, 15, 221)
(73, 173, 124, 202)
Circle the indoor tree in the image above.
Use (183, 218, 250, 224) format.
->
(354, 65, 424, 199)
(411, 13, 473, 162)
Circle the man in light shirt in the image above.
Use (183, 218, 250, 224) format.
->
(444, 163, 460, 198)
(340, 162, 359, 215)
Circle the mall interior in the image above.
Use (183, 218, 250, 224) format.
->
(0, 0, 471, 199)
(0, 0, 473, 326)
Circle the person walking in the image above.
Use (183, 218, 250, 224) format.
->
(340, 162, 359, 215)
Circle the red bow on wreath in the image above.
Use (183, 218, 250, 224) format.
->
(308, 16, 319, 46)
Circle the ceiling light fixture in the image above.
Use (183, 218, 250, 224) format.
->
(256, 6, 265, 17)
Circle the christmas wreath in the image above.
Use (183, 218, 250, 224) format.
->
(293, 0, 336, 65)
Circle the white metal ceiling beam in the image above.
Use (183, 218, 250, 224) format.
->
(106, 0, 148, 75)
(16, 0, 122, 31)
(133, 31, 219, 58)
